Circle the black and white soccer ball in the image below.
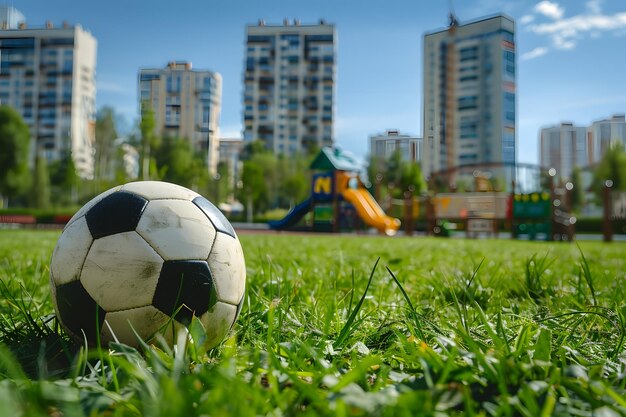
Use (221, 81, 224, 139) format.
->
(50, 181, 246, 349)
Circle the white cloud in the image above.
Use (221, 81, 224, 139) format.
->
(521, 46, 549, 60)
(520, 14, 535, 24)
(534, 1, 564, 20)
(525, 1, 626, 51)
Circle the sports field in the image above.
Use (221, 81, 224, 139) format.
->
(1, 229, 626, 416)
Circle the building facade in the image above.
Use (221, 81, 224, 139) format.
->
(139, 61, 222, 174)
(0, 7, 97, 178)
(369, 129, 423, 162)
(422, 14, 516, 178)
(589, 114, 626, 164)
(539, 122, 589, 179)
(243, 19, 336, 155)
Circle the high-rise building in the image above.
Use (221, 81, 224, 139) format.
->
(422, 14, 516, 179)
(243, 19, 336, 154)
(589, 114, 626, 164)
(369, 129, 423, 163)
(139, 61, 222, 174)
(539, 122, 590, 180)
(0, 7, 97, 178)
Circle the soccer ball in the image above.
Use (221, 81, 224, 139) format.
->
(50, 181, 246, 349)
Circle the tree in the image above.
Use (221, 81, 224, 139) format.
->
(278, 153, 310, 207)
(570, 166, 585, 212)
(239, 159, 267, 222)
(139, 103, 158, 180)
(30, 153, 51, 209)
(215, 161, 233, 204)
(594, 143, 626, 197)
(373, 150, 427, 198)
(398, 161, 426, 196)
(154, 136, 206, 190)
(94, 107, 119, 187)
(0, 106, 31, 206)
(50, 152, 79, 206)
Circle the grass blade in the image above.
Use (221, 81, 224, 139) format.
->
(333, 258, 379, 348)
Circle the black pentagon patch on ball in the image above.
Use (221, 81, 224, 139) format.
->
(86, 191, 148, 239)
(153, 260, 217, 325)
(55, 281, 106, 342)
(192, 196, 236, 238)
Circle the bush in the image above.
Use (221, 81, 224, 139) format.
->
(0, 208, 77, 224)
(575, 217, 626, 234)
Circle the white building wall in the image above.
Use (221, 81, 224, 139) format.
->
(539, 123, 588, 179)
(0, 15, 97, 179)
(369, 130, 423, 163)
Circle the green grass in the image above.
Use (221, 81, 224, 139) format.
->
(1, 229, 626, 416)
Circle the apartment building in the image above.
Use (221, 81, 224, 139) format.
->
(422, 14, 516, 178)
(589, 114, 626, 164)
(243, 19, 336, 154)
(539, 122, 590, 179)
(369, 129, 423, 163)
(139, 61, 222, 174)
(0, 6, 97, 178)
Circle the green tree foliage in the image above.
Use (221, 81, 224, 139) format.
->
(0, 106, 31, 205)
(154, 136, 206, 190)
(30, 153, 51, 209)
(274, 154, 310, 208)
(236, 141, 312, 215)
(570, 166, 585, 212)
(593, 143, 626, 196)
(369, 150, 426, 198)
(139, 104, 158, 180)
(94, 107, 119, 186)
(49, 152, 79, 206)
(215, 161, 233, 204)
(398, 160, 426, 196)
(240, 158, 267, 219)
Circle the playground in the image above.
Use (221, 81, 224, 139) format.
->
(269, 147, 400, 235)
(268, 147, 610, 241)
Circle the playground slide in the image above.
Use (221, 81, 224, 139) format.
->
(342, 188, 400, 235)
(268, 197, 313, 230)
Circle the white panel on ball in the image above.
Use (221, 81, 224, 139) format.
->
(51, 216, 93, 286)
(101, 305, 171, 347)
(199, 301, 237, 349)
(208, 233, 246, 305)
(136, 200, 217, 261)
(65, 186, 122, 229)
(81, 231, 163, 312)
(121, 181, 199, 201)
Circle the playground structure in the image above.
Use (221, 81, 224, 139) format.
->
(269, 147, 400, 235)
(267, 155, 609, 241)
(385, 162, 577, 240)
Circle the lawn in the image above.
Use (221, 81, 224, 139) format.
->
(1, 229, 626, 416)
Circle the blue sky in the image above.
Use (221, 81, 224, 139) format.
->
(14, 0, 626, 164)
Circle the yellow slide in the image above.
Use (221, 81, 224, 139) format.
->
(343, 188, 401, 236)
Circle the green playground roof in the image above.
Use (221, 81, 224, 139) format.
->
(310, 147, 362, 171)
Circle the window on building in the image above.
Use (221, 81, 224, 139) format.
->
(458, 95, 477, 110)
(460, 46, 478, 62)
